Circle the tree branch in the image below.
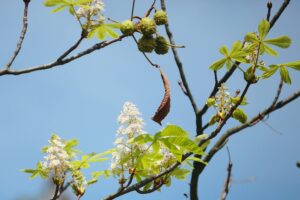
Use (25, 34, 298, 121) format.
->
(200, 89, 300, 177)
(160, 0, 198, 115)
(0, 35, 126, 76)
(5, 0, 30, 69)
(220, 147, 233, 200)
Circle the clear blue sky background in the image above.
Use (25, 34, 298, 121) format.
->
(0, 1, 299, 200)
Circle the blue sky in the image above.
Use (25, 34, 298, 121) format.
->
(0, 0, 299, 200)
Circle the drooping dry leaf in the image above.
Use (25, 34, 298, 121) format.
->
(152, 68, 171, 125)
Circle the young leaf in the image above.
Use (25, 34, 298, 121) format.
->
(264, 44, 278, 57)
(44, 0, 67, 7)
(264, 36, 291, 48)
(261, 65, 279, 79)
(245, 33, 258, 43)
(206, 98, 216, 107)
(283, 60, 300, 71)
(232, 108, 247, 123)
(280, 66, 292, 84)
(209, 58, 227, 70)
(258, 19, 270, 39)
(219, 46, 229, 57)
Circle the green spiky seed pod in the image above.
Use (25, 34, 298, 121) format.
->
(154, 10, 168, 25)
(155, 36, 169, 55)
(139, 17, 156, 36)
(120, 20, 136, 36)
(138, 35, 157, 53)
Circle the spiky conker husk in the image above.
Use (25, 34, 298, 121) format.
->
(155, 36, 169, 55)
(154, 10, 168, 25)
(139, 17, 156, 36)
(120, 20, 136, 36)
(137, 35, 156, 53)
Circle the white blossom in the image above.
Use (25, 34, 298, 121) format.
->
(42, 135, 71, 181)
(111, 102, 147, 175)
(76, 0, 105, 20)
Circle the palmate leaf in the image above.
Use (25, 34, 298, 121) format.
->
(87, 24, 120, 40)
(44, 0, 71, 13)
(209, 58, 227, 70)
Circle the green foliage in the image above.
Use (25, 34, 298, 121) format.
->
(232, 108, 248, 123)
(22, 162, 49, 179)
(209, 41, 248, 70)
(44, 0, 86, 14)
(87, 24, 120, 40)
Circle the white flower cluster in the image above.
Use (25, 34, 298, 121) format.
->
(76, 0, 105, 23)
(111, 102, 147, 175)
(42, 135, 71, 181)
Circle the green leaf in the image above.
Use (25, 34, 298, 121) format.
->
(230, 96, 247, 105)
(186, 157, 208, 165)
(131, 134, 154, 144)
(280, 66, 292, 84)
(44, 0, 67, 7)
(156, 125, 189, 138)
(230, 41, 243, 55)
(264, 36, 291, 48)
(51, 5, 67, 13)
(219, 46, 229, 57)
(171, 168, 190, 180)
(225, 59, 232, 70)
(283, 60, 300, 71)
(258, 19, 270, 39)
(206, 98, 216, 107)
(209, 114, 219, 126)
(245, 33, 258, 43)
(264, 44, 278, 57)
(232, 108, 247, 123)
(209, 58, 227, 71)
(261, 65, 279, 79)
(105, 23, 122, 29)
(75, 0, 93, 5)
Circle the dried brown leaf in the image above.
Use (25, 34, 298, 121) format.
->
(152, 68, 171, 125)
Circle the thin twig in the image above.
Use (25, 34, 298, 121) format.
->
(135, 182, 163, 194)
(0, 35, 126, 76)
(130, 0, 136, 20)
(51, 183, 60, 200)
(220, 147, 233, 200)
(269, 0, 290, 29)
(267, 1, 273, 22)
(160, 0, 198, 115)
(6, 0, 30, 69)
(214, 70, 218, 86)
(57, 33, 85, 62)
(132, 35, 160, 68)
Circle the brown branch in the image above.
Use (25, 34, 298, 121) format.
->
(6, 0, 30, 69)
(0, 35, 126, 76)
(220, 147, 233, 200)
(269, 0, 290, 29)
(56, 32, 85, 62)
(160, 0, 198, 115)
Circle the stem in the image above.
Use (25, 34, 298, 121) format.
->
(6, 0, 30, 69)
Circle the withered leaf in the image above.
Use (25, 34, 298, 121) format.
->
(152, 68, 171, 125)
